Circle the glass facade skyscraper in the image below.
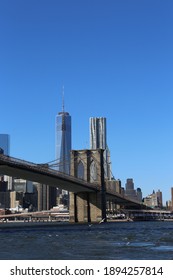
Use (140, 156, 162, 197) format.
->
(0, 134, 12, 190)
(55, 111, 71, 174)
(0, 134, 10, 155)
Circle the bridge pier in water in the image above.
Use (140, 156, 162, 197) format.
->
(69, 192, 105, 223)
(69, 149, 106, 223)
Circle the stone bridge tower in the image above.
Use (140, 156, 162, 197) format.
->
(69, 149, 106, 223)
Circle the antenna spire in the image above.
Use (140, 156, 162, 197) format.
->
(62, 85, 65, 112)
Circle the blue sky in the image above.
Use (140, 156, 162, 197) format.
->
(0, 0, 173, 203)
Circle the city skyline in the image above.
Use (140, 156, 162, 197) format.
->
(0, 1, 173, 203)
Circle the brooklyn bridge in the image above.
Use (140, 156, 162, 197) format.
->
(0, 149, 149, 223)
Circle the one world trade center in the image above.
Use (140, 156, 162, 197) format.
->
(55, 93, 71, 175)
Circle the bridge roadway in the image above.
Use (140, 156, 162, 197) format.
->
(0, 154, 145, 208)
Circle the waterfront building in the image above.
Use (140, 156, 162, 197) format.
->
(13, 179, 33, 193)
(37, 183, 56, 211)
(106, 179, 122, 212)
(10, 183, 38, 211)
(0, 178, 8, 192)
(23, 191, 38, 211)
(143, 189, 162, 208)
(10, 191, 23, 209)
(136, 188, 142, 202)
(0, 191, 10, 209)
(0, 177, 9, 209)
(156, 189, 163, 208)
(166, 200, 172, 210)
(89, 117, 111, 180)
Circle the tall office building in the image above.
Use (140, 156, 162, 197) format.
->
(0, 134, 10, 155)
(0, 134, 12, 190)
(125, 179, 143, 202)
(0, 136, 9, 208)
(89, 117, 111, 180)
(90, 117, 106, 149)
(136, 187, 142, 202)
(171, 187, 173, 211)
(55, 92, 72, 208)
(125, 178, 137, 200)
(156, 189, 163, 208)
(55, 94, 72, 175)
(144, 189, 162, 208)
(37, 183, 57, 211)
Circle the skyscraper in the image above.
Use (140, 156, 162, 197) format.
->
(0, 134, 10, 155)
(125, 178, 136, 200)
(171, 187, 173, 211)
(0, 134, 12, 190)
(89, 117, 111, 180)
(55, 94, 72, 174)
(156, 189, 163, 208)
(125, 179, 143, 202)
(90, 117, 106, 149)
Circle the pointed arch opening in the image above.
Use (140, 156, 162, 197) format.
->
(77, 161, 85, 180)
(90, 159, 98, 182)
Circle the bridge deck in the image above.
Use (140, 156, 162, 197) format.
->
(0, 154, 99, 193)
(0, 154, 147, 208)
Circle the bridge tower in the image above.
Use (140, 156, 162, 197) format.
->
(69, 149, 106, 223)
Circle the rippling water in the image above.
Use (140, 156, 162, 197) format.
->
(0, 221, 173, 260)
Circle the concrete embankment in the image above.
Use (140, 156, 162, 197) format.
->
(0, 218, 133, 229)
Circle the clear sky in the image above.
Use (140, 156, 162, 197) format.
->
(0, 0, 173, 203)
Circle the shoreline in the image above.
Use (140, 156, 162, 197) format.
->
(1, 218, 173, 229)
(0, 219, 131, 229)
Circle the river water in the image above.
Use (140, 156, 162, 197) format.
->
(0, 221, 173, 260)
